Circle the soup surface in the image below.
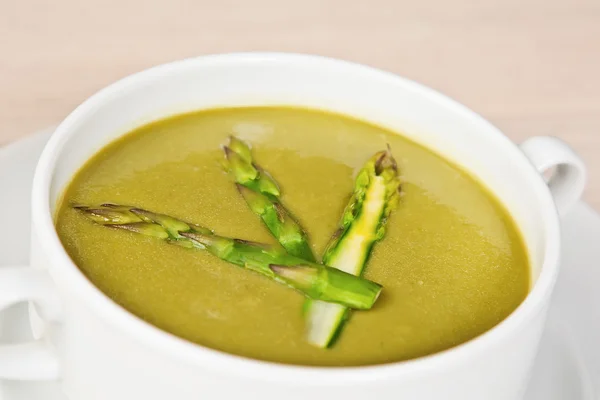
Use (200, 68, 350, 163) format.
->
(55, 107, 529, 366)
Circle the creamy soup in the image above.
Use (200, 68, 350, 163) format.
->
(55, 107, 529, 366)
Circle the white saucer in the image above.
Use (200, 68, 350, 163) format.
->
(0, 130, 597, 400)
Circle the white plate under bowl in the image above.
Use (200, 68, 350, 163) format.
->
(0, 130, 597, 400)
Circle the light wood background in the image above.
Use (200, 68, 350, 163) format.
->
(1, 0, 598, 208)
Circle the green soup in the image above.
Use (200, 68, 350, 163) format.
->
(55, 107, 529, 366)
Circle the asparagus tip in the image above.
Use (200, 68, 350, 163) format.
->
(374, 147, 398, 175)
(75, 207, 126, 224)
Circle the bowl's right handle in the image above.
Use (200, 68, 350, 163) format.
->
(520, 136, 587, 216)
(0, 266, 61, 380)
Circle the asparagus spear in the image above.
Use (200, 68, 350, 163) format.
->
(224, 137, 316, 262)
(305, 148, 401, 348)
(74, 204, 382, 310)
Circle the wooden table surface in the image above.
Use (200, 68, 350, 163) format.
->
(1, 0, 598, 208)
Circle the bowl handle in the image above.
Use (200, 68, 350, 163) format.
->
(0, 267, 61, 380)
(520, 136, 587, 216)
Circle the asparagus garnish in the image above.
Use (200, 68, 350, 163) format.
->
(224, 137, 316, 262)
(74, 204, 382, 310)
(305, 148, 401, 348)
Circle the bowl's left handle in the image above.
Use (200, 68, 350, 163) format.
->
(0, 266, 61, 380)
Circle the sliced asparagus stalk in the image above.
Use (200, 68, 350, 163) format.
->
(224, 137, 316, 262)
(74, 204, 382, 310)
(305, 149, 401, 348)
